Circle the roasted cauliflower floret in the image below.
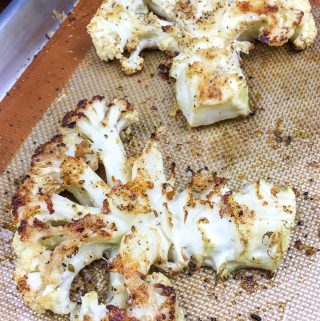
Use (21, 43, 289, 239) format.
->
(88, 0, 317, 126)
(62, 96, 138, 185)
(162, 174, 296, 275)
(13, 97, 296, 321)
(12, 96, 138, 315)
(88, 0, 178, 74)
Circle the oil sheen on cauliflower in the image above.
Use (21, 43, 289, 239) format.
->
(12, 96, 296, 321)
(88, 0, 317, 127)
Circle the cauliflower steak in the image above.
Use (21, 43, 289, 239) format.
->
(12, 96, 296, 321)
(88, 0, 317, 127)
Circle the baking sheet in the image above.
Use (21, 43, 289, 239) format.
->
(0, 0, 77, 101)
(0, 5, 319, 321)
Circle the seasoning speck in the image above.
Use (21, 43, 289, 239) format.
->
(250, 313, 262, 321)
(68, 264, 75, 272)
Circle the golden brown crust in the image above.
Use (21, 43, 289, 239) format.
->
(31, 135, 65, 166)
(108, 178, 154, 214)
(12, 189, 28, 223)
(17, 214, 116, 242)
(17, 275, 31, 294)
(185, 59, 242, 107)
(190, 171, 226, 193)
(62, 95, 104, 128)
(106, 305, 137, 321)
(238, 1, 279, 14)
(61, 157, 85, 186)
(66, 214, 116, 238)
(236, 0, 304, 46)
(109, 248, 179, 321)
(174, 0, 195, 19)
(12, 136, 68, 224)
(220, 191, 255, 224)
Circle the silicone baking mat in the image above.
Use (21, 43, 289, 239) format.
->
(0, 1, 319, 320)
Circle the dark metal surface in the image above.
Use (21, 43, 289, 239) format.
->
(0, 0, 78, 101)
(0, 0, 13, 13)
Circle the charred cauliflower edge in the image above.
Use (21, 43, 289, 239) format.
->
(87, 0, 317, 127)
(12, 96, 296, 321)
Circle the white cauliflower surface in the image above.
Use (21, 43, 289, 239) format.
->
(88, 0, 317, 127)
(12, 96, 296, 321)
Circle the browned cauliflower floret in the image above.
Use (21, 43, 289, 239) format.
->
(13, 97, 296, 321)
(88, 0, 317, 126)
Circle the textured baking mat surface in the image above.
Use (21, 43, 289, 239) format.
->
(0, 8, 319, 321)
